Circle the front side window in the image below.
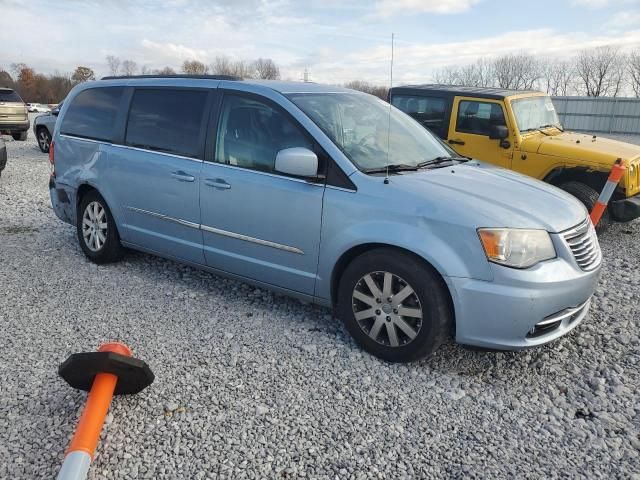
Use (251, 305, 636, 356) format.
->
(61, 87, 123, 142)
(391, 94, 446, 135)
(288, 92, 451, 171)
(215, 94, 312, 173)
(125, 89, 207, 158)
(456, 100, 506, 136)
(511, 96, 561, 132)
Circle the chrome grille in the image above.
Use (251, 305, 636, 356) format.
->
(562, 219, 601, 271)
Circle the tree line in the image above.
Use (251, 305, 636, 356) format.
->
(2, 45, 640, 104)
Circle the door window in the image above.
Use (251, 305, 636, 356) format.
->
(215, 94, 312, 174)
(391, 95, 446, 135)
(61, 87, 124, 142)
(125, 89, 208, 158)
(456, 100, 506, 136)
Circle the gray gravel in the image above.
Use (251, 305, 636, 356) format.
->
(0, 124, 639, 479)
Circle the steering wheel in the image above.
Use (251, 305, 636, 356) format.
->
(358, 133, 377, 147)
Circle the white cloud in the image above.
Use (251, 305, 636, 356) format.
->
(606, 10, 640, 28)
(374, 0, 481, 16)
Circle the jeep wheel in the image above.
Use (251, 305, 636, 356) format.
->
(560, 181, 610, 234)
(337, 248, 452, 363)
(36, 127, 51, 153)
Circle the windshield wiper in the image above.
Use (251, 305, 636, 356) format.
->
(416, 156, 469, 168)
(363, 164, 419, 174)
(540, 123, 564, 132)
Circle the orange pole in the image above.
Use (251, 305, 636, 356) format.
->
(590, 159, 626, 227)
(65, 343, 132, 458)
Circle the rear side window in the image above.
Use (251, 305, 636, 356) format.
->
(0, 89, 23, 103)
(125, 89, 207, 158)
(391, 94, 446, 135)
(61, 87, 123, 142)
(456, 100, 506, 136)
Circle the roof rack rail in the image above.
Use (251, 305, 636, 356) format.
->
(100, 74, 241, 81)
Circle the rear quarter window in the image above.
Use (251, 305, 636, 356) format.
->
(391, 94, 446, 135)
(61, 87, 124, 142)
(0, 89, 23, 103)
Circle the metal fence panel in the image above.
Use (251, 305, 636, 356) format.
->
(552, 96, 640, 134)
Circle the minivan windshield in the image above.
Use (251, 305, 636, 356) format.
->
(287, 92, 453, 172)
(511, 95, 561, 132)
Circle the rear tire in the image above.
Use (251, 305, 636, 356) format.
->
(12, 131, 27, 141)
(559, 181, 610, 234)
(77, 190, 124, 264)
(36, 127, 51, 153)
(337, 248, 452, 363)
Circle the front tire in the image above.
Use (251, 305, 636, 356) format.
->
(77, 190, 124, 264)
(12, 131, 27, 141)
(337, 248, 452, 363)
(560, 181, 610, 233)
(36, 127, 51, 153)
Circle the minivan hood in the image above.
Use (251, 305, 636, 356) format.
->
(388, 161, 586, 233)
(522, 131, 640, 165)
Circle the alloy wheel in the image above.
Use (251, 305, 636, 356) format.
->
(82, 201, 108, 252)
(351, 271, 423, 347)
(38, 130, 50, 151)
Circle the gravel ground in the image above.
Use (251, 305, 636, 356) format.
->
(0, 124, 639, 479)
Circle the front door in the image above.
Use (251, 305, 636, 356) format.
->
(200, 92, 324, 295)
(447, 97, 513, 169)
(110, 87, 210, 264)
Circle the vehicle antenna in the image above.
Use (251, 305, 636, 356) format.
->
(384, 32, 394, 185)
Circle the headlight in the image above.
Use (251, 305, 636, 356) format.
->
(478, 228, 556, 269)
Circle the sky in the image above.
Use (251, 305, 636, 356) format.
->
(1, 0, 639, 85)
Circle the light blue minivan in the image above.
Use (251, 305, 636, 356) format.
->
(49, 76, 602, 362)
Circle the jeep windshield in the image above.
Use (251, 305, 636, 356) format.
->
(287, 92, 455, 173)
(511, 95, 562, 133)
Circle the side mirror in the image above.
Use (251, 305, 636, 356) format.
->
(52, 109, 60, 116)
(489, 124, 508, 140)
(275, 147, 318, 178)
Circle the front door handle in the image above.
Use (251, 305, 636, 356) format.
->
(204, 178, 231, 190)
(171, 171, 195, 182)
(448, 139, 465, 146)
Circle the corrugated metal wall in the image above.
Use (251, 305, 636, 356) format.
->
(552, 97, 640, 134)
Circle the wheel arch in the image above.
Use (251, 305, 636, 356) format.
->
(330, 243, 454, 318)
(544, 166, 609, 193)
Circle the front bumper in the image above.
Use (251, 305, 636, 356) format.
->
(445, 239, 601, 350)
(610, 193, 640, 222)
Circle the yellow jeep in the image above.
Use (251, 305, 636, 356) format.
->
(390, 85, 640, 226)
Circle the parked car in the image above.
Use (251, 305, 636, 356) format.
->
(33, 103, 61, 153)
(49, 76, 601, 362)
(0, 88, 29, 140)
(389, 85, 640, 230)
(0, 137, 6, 176)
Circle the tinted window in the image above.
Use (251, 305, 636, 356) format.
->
(391, 94, 446, 135)
(456, 100, 506, 136)
(61, 87, 123, 141)
(215, 95, 312, 173)
(125, 89, 207, 158)
(0, 89, 23, 103)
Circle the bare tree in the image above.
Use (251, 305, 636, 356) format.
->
(432, 59, 494, 87)
(121, 60, 138, 76)
(493, 53, 539, 90)
(182, 59, 209, 75)
(629, 50, 640, 97)
(575, 46, 625, 97)
(71, 66, 95, 84)
(251, 58, 281, 80)
(0, 69, 15, 89)
(538, 59, 576, 96)
(106, 55, 121, 76)
(153, 66, 176, 75)
(210, 56, 237, 76)
(344, 80, 388, 100)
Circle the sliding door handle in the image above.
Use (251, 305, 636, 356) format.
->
(171, 171, 195, 182)
(204, 178, 231, 190)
